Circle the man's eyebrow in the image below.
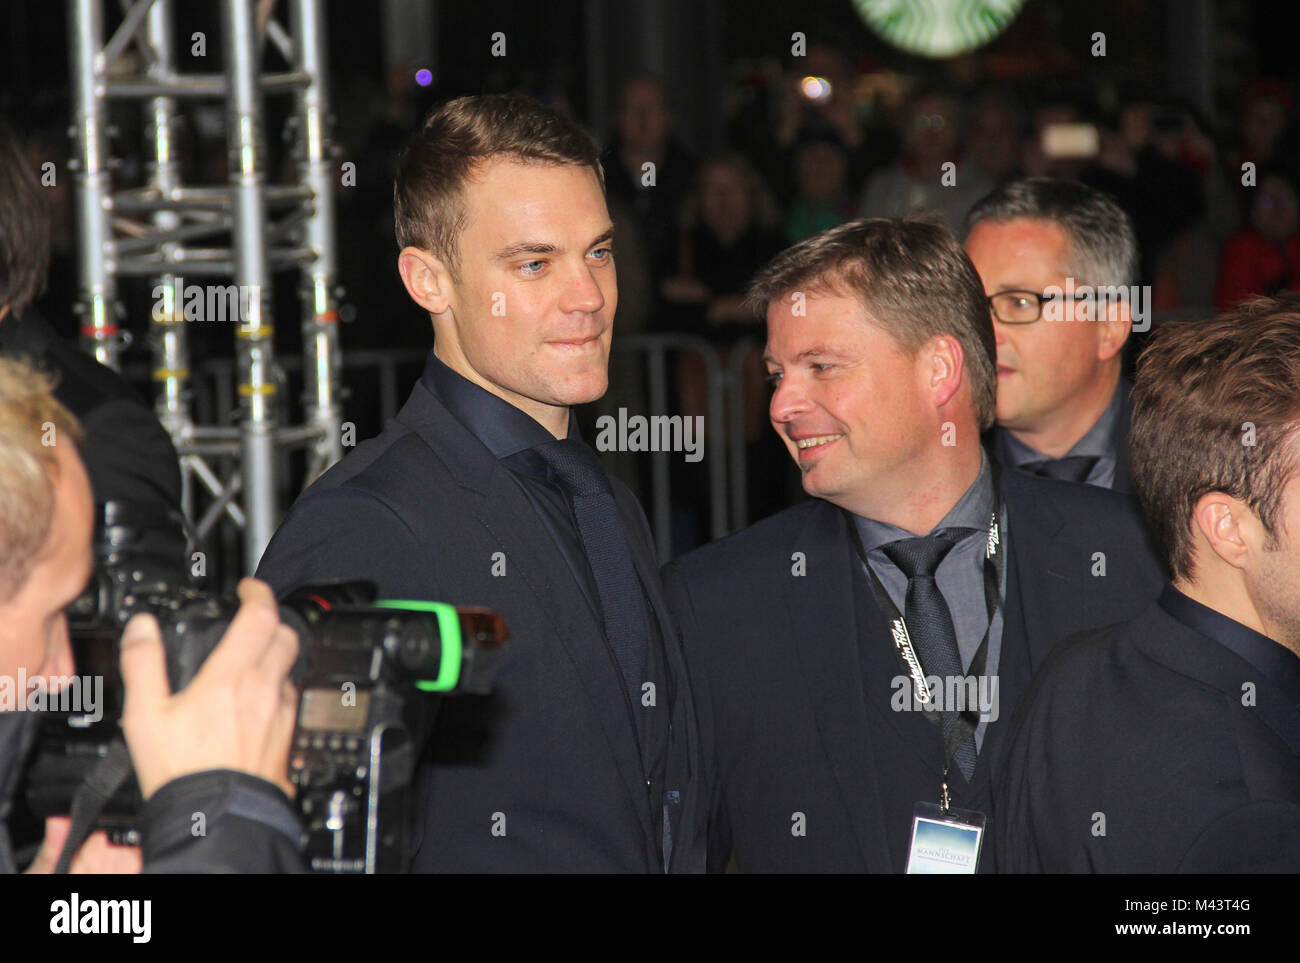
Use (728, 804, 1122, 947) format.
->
(494, 240, 560, 261)
(762, 346, 851, 367)
(491, 227, 614, 262)
(794, 346, 853, 363)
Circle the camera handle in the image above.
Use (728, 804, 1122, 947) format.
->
(53, 739, 134, 874)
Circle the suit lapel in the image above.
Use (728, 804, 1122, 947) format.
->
(1112, 377, 1134, 493)
(477, 466, 654, 840)
(782, 503, 893, 871)
(399, 383, 656, 845)
(1002, 471, 1077, 674)
(616, 488, 704, 870)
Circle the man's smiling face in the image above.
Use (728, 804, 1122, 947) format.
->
(423, 157, 617, 430)
(764, 292, 935, 513)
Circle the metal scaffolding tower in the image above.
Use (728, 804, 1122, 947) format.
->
(67, 0, 344, 571)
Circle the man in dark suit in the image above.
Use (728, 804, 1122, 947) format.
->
(965, 178, 1138, 491)
(0, 122, 182, 538)
(995, 295, 1300, 872)
(256, 94, 705, 872)
(664, 216, 1164, 872)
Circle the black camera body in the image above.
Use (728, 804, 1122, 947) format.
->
(26, 522, 506, 873)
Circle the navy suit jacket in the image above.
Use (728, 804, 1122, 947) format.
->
(256, 370, 705, 872)
(663, 470, 1165, 872)
(994, 597, 1300, 872)
(986, 377, 1135, 493)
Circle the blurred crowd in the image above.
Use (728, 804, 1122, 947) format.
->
(610, 54, 1300, 331)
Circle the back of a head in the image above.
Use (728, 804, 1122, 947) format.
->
(967, 176, 1138, 290)
(393, 94, 603, 277)
(0, 122, 52, 317)
(1130, 295, 1300, 581)
(747, 215, 997, 430)
(0, 358, 83, 602)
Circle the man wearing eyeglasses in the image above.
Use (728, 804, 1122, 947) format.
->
(964, 178, 1136, 491)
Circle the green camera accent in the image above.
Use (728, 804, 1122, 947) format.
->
(372, 600, 462, 692)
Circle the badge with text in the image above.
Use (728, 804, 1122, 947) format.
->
(905, 802, 985, 874)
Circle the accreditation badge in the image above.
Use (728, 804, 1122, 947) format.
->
(904, 802, 985, 874)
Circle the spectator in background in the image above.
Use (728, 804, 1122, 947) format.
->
(1019, 97, 1229, 294)
(1216, 170, 1300, 310)
(1226, 82, 1292, 185)
(0, 121, 183, 550)
(965, 93, 1023, 187)
(1020, 101, 1135, 213)
(1126, 100, 1225, 290)
(774, 46, 863, 154)
(1135, 100, 1238, 312)
(784, 134, 858, 242)
(658, 152, 786, 338)
(860, 90, 992, 231)
(769, 45, 869, 202)
(658, 152, 790, 541)
(604, 74, 696, 286)
(966, 178, 1138, 491)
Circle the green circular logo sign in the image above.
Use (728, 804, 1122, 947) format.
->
(853, 0, 1027, 58)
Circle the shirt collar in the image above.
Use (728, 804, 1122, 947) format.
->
(1001, 377, 1126, 466)
(420, 350, 576, 459)
(1159, 583, 1300, 703)
(853, 449, 995, 553)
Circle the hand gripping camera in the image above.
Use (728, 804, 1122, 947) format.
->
(25, 506, 507, 873)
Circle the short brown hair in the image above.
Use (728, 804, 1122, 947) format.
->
(1130, 295, 1300, 581)
(393, 94, 604, 277)
(746, 216, 997, 430)
(0, 122, 52, 316)
(0, 358, 83, 602)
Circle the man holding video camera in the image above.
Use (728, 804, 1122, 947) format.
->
(0, 358, 304, 873)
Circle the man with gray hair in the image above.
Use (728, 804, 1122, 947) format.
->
(965, 177, 1139, 490)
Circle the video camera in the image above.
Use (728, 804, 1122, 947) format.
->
(25, 502, 507, 873)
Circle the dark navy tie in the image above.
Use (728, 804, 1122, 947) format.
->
(536, 438, 650, 739)
(1024, 454, 1099, 484)
(881, 531, 979, 781)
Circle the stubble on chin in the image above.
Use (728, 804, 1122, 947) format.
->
(1254, 545, 1300, 655)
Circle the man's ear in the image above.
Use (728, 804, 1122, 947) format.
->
(398, 246, 454, 316)
(1097, 298, 1133, 362)
(927, 334, 965, 409)
(1191, 492, 1259, 571)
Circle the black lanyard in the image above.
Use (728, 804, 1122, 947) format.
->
(845, 470, 1006, 806)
